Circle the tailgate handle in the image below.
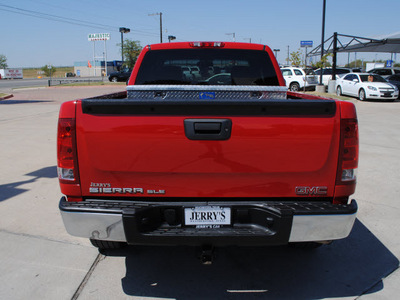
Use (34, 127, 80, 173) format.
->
(184, 119, 232, 140)
(194, 122, 221, 134)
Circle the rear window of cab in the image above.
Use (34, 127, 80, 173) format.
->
(135, 49, 280, 86)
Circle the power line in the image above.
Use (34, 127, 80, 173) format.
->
(0, 4, 116, 31)
(0, 3, 160, 38)
(24, 0, 161, 36)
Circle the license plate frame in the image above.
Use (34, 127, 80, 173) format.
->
(184, 206, 231, 227)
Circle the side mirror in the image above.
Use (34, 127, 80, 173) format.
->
(353, 79, 359, 83)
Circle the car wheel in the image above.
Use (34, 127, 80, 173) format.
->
(90, 239, 126, 250)
(336, 86, 342, 96)
(359, 88, 366, 101)
(111, 77, 118, 83)
(289, 82, 300, 92)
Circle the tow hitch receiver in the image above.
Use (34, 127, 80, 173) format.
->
(199, 245, 215, 265)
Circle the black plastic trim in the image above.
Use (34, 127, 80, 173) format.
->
(81, 99, 337, 116)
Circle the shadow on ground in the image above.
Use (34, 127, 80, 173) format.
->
(102, 219, 398, 299)
(0, 166, 57, 202)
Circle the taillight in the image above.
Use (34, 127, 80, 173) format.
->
(57, 118, 79, 183)
(337, 118, 359, 184)
(189, 42, 225, 48)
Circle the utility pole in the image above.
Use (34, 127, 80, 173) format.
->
(226, 33, 235, 42)
(149, 12, 163, 43)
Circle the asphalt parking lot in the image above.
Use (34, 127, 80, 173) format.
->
(0, 86, 399, 299)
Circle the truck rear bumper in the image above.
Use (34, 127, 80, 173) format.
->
(59, 197, 357, 246)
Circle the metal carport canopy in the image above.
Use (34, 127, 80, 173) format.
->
(308, 32, 400, 56)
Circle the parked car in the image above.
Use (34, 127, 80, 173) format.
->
(108, 68, 132, 82)
(385, 74, 400, 98)
(314, 67, 353, 86)
(280, 67, 318, 91)
(65, 72, 76, 77)
(336, 73, 398, 101)
(367, 67, 400, 77)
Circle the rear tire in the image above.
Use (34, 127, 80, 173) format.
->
(110, 77, 118, 83)
(336, 86, 342, 96)
(289, 82, 300, 92)
(359, 88, 366, 101)
(90, 239, 126, 250)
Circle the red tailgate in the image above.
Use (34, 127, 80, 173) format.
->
(75, 100, 340, 199)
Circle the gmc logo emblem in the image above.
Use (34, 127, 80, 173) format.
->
(295, 186, 328, 195)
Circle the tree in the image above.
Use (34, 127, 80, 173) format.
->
(289, 49, 302, 67)
(312, 53, 332, 69)
(345, 60, 365, 69)
(41, 65, 57, 77)
(117, 39, 142, 69)
(0, 54, 7, 69)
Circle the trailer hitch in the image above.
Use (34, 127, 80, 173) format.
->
(199, 245, 215, 265)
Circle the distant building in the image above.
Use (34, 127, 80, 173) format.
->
(74, 60, 123, 77)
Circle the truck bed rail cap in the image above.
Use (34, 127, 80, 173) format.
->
(127, 85, 288, 92)
(127, 85, 287, 100)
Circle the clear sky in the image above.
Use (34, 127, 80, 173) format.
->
(1, 0, 399, 68)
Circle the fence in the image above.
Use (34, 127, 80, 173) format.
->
(48, 77, 106, 86)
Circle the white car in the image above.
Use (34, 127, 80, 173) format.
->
(336, 73, 399, 101)
(314, 67, 354, 86)
(280, 67, 318, 91)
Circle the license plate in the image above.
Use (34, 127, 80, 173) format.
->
(184, 206, 231, 226)
(383, 93, 392, 97)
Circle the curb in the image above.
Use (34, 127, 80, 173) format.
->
(0, 94, 13, 100)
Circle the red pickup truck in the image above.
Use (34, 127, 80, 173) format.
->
(58, 42, 358, 260)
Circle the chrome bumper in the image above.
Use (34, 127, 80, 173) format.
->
(59, 197, 357, 244)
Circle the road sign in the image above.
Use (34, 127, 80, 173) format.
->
(88, 33, 111, 41)
(386, 60, 394, 68)
(300, 41, 313, 48)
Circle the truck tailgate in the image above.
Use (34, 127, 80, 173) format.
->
(76, 99, 340, 199)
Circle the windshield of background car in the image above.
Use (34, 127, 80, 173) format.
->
(135, 49, 280, 85)
(336, 69, 351, 74)
(304, 69, 316, 75)
(360, 74, 387, 83)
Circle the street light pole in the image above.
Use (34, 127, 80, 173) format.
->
(319, 0, 326, 85)
(287, 45, 290, 66)
(119, 27, 130, 66)
(149, 13, 163, 43)
(273, 49, 280, 62)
